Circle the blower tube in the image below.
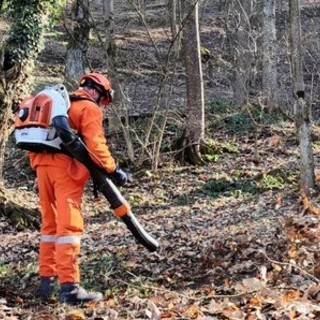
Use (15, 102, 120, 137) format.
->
(53, 115, 159, 252)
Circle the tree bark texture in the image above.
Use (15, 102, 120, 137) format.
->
(65, 0, 91, 88)
(261, 0, 278, 110)
(289, 0, 315, 192)
(102, 0, 135, 162)
(181, 0, 205, 164)
(297, 99, 315, 192)
(135, 0, 145, 14)
(103, 0, 121, 133)
(103, 0, 116, 56)
(168, 0, 181, 58)
(0, 97, 14, 182)
(0, 2, 50, 182)
(227, 0, 255, 108)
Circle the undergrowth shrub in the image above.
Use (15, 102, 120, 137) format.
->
(204, 170, 288, 199)
(207, 101, 286, 134)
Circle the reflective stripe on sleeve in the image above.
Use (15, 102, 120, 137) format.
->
(56, 236, 81, 245)
(40, 235, 57, 243)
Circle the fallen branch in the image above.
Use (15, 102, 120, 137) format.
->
(259, 249, 320, 284)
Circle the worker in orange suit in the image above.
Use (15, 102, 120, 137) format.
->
(29, 73, 129, 304)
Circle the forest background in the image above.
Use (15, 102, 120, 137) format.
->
(1, 0, 320, 319)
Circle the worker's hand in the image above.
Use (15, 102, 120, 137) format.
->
(110, 168, 129, 187)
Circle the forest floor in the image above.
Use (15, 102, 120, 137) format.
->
(2, 1, 320, 319)
(2, 112, 320, 319)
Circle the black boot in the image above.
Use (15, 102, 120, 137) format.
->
(36, 277, 56, 300)
(59, 283, 103, 304)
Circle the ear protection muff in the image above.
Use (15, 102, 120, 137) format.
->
(99, 89, 114, 106)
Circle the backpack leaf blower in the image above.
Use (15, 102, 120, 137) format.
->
(53, 115, 159, 252)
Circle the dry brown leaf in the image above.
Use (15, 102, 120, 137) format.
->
(183, 305, 203, 319)
(15, 297, 23, 304)
(306, 285, 320, 302)
(282, 290, 300, 303)
(65, 310, 86, 320)
(160, 311, 176, 319)
(249, 296, 263, 308)
(168, 302, 175, 309)
(275, 196, 282, 209)
(150, 295, 167, 306)
(235, 277, 265, 293)
(106, 298, 117, 308)
(313, 263, 320, 279)
(301, 193, 311, 209)
(246, 314, 260, 320)
(222, 305, 246, 319)
(288, 245, 298, 259)
(308, 205, 320, 215)
(268, 134, 283, 149)
(32, 312, 58, 320)
(301, 193, 320, 215)
(271, 263, 282, 272)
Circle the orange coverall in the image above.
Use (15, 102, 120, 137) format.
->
(29, 89, 117, 284)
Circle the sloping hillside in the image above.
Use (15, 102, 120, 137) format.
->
(2, 1, 320, 319)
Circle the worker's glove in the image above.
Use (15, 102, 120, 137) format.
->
(109, 168, 129, 187)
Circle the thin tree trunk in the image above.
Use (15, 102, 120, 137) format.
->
(289, 0, 315, 192)
(261, 0, 278, 110)
(0, 1, 50, 182)
(179, 0, 205, 164)
(0, 99, 14, 183)
(135, 0, 145, 14)
(104, 0, 115, 55)
(100, 0, 135, 162)
(0, 1, 51, 226)
(103, 0, 121, 134)
(228, 0, 255, 108)
(168, 0, 181, 58)
(65, 0, 91, 88)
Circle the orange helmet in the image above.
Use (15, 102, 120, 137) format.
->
(79, 72, 113, 106)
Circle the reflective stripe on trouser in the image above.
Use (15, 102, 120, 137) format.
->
(37, 164, 86, 284)
(40, 235, 57, 277)
(56, 236, 81, 284)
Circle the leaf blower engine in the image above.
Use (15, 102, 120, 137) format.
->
(14, 84, 159, 252)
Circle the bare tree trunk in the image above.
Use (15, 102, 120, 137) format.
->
(169, 0, 178, 37)
(279, 0, 289, 13)
(261, 0, 278, 110)
(103, 0, 115, 54)
(179, 0, 205, 164)
(0, 97, 14, 183)
(101, 0, 135, 162)
(135, 0, 145, 14)
(289, 0, 315, 193)
(0, 1, 51, 226)
(0, 1, 50, 182)
(168, 0, 181, 58)
(65, 0, 91, 88)
(103, 0, 121, 134)
(228, 0, 255, 108)
(108, 77, 135, 163)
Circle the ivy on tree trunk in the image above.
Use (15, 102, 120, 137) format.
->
(0, 0, 54, 225)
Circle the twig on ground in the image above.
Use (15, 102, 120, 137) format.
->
(259, 249, 320, 284)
